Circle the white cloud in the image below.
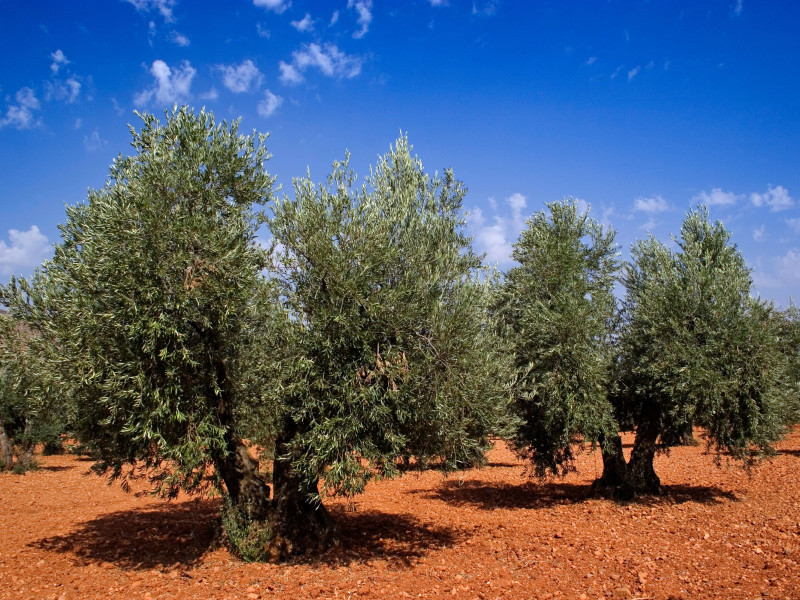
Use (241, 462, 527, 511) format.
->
(753, 225, 765, 241)
(627, 65, 641, 81)
(638, 217, 657, 231)
(278, 61, 304, 85)
(750, 185, 794, 212)
(257, 89, 283, 117)
(253, 0, 289, 13)
(776, 249, 800, 284)
(330, 11, 340, 25)
(280, 43, 362, 85)
(732, 0, 744, 16)
(171, 31, 190, 46)
(291, 13, 315, 33)
(348, 0, 372, 38)
(45, 77, 81, 103)
(693, 187, 740, 206)
(256, 23, 271, 38)
(219, 59, 263, 93)
(0, 226, 52, 276)
(787, 218, 800, 234)
(50, 49, 69, 74)
(83, 128, 104, 152)
(610, 65, 623, 79)
(586, 56, 597, 66)
(633, 195, 669, 213)
(468, 193, 528, 265)
(199, 87, 219, 101)
(429, 0, 449, 5)
(472, 0, 499, 16)
(0, 87, 41, 129)
(73, 118, 82, 129)
(124, 0, 176, 22)
(134, 59, 195, 106)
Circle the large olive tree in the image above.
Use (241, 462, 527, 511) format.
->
(263, 136, 510, 558)
(599, 207, 794, 498)
(2, 107, 278, 526)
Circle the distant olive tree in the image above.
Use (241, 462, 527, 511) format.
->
(496, 198, 620, 477)
(0, 311, 68, 472)
(598, 207, 794, 498)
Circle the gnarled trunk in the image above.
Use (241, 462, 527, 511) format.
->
(0, 420, 13, 471)
(591, 433, 633, 500)
(625, 405, 662, 496)
(264, 425, 338, 562)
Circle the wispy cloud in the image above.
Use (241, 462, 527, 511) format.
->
(348, 0, 372, 38)
(429, 0, 449, 5)
(468, 192, 527, 265)
(472, 0, 499, 16)
(256, 23, 271, 38)
(586, 56, 597, 66)
(633, 195, 669, 213)
(279, 43, 362, 85)
(0, 225, 52, 276)
(0, 88, 41, 129)
(753, 225, 765, 241)
(219, 59, 263, 93)
(787, 217, 800, 234)
(134, 59, 195, 106)
(692, 187, 740, 206)
(291, 13, 315, 33)
(257, 89, 283, 117)
(750, 185, 794, 212)
(50, 49, 69, 74)
(83, 128, 105, 152)
(253, 0, 290, 13)
(171, 31, 190, 46)
(627, 66, 641, 81)
(44, 77, 81, 103)
(124, 0, 176, 22)
(732, 0, 744, 16)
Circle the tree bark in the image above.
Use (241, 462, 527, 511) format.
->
(211, 355, 271, 519)
(625, 405, 662, 496)
(0, 420, 14, 471)
(591, 433, 633, 500)
(264, 424, 338, 562)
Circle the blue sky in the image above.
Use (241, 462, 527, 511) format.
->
(1, 0, 799, 306)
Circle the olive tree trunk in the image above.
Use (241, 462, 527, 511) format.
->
(0, 420, 14, 471)
(264, 425, 338, 561)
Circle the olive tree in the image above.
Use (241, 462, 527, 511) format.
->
(495, 198, 620, 476)
(0, 312, 67, 471)
(263, 136, 510, 558)
(600, 207, 793, 497)
(2, 107, 278, 523)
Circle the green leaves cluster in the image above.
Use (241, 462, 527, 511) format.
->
(269, 136, 510, 496)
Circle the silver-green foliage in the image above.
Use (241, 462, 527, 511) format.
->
(2, 107, 276, 494)
(268, 136, 510, 496)
(497, 198, 619, 476)
(616, 206, 792, 463)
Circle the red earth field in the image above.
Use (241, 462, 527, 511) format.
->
(1, 429, 799, 600)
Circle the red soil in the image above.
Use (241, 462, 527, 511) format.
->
(1, 430, 799, 600)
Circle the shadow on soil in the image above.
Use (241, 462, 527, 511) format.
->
(310, 508, 465, 568)
(30, 499, 220, 570)
(423, 479, 737, 510)
(30, 500, 462, 570)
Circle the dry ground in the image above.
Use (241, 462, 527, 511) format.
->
(1, 429, 799, 600)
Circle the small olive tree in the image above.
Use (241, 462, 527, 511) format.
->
(0, 312, 67, 472)
(496, 198, 620, 476)
(600, 207, 794, 497)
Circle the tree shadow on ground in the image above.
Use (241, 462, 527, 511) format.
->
(780, 449, 800, 457)
(38, 465, 73, 472)
(423, 479, 738, 511)
(306, 508, 465, 568)
(421, 480, 592, 510)
(30, 498, 220, 570)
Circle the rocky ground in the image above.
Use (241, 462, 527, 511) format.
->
(1, 429, 799, 600)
